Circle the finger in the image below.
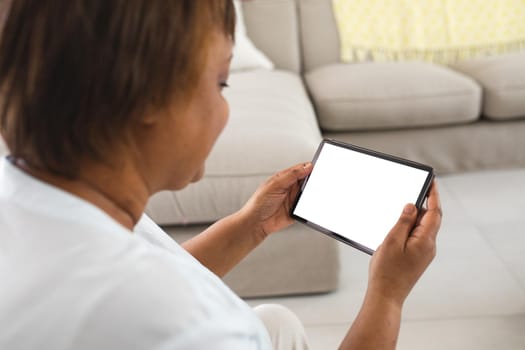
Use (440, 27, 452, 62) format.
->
(271, 162, 313, 190)
(383, 203, 418, 248)
(414, 181, 442, 241)
(286, 176, 305, 211)
(427, 181, 442, 215)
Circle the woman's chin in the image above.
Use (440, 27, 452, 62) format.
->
(190, 166, 205, 183)
(162, 167, 205, 192)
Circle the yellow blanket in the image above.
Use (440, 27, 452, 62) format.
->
(333, 0, 525, 64)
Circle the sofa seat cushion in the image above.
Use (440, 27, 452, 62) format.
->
(305, 62, 482, 131)
(146, 70, 322, 225)
(451, 51, 525, 120)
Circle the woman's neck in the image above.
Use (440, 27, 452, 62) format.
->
(12, 157, 150, 231)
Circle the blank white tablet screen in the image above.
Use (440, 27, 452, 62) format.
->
(293, 143, 430, 252)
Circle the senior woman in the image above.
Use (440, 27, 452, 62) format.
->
(0, 1, 441, 349)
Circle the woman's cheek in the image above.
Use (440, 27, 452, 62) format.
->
(220, 99, 229, 130)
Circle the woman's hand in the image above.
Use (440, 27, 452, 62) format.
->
(239, 162, 313, 240)
(183, 162, 312, 277)
(367, 180, 442, 307)
(339, 181, 442, 350)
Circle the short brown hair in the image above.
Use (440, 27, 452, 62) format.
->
(0, 0, 235, 178)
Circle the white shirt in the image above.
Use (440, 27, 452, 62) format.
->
(0, 158, 272, 350)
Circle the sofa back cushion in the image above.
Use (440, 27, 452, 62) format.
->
(230, 1, 275, 72)
(242, 0, 301, 73)
(298, 0, 341, 72)
(452, 51, 525, 120)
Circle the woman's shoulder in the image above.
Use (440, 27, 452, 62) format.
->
(2, 240, 266, 350)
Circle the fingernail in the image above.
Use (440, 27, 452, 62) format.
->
(403, 204, 415, 214)
(303, 162, 312, 169)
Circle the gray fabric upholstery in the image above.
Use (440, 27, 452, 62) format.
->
(325, 120, 525, 174)
(298, 0, 341, 72)
(242, 0, 301, 73)
(306, 62, 482, 131)
(165, 224, 340, 298)
(451, 52, 525, 120)
(146, 70, 322, 225)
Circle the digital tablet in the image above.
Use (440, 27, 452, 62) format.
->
(291, 139, 434, 255)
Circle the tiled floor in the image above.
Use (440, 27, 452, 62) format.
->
(247, 168, 525, 350)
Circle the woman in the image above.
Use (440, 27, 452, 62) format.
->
(0, 1, 441, 349)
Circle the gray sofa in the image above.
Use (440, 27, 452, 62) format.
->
(299, 1, 525, 173)
(146, 0, 525, 298)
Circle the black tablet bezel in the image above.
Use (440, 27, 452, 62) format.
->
(291, 139, 435, 255)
